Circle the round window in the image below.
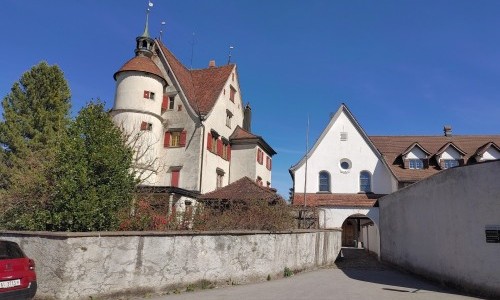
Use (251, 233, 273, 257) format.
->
(340, 158, 352, 170)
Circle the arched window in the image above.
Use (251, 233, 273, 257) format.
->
(360, 171, 371, 192)
(319, 171, 330, 192)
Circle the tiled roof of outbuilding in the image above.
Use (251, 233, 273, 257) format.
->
(114, 56, 166, 82)
(199, 177, 285, 203)
(292, 193, 384, 207)
(370, 135, 500, 182)
(230, 126, 277, 155)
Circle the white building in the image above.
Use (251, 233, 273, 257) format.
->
(289, 103, 500, 255)
(112, 15, 275, 208)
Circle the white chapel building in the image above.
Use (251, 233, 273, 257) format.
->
(290, 103, 500, 255)
(111, 16, 275, 208)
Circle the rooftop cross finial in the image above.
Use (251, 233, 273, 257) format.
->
(141, 1, 154, 37)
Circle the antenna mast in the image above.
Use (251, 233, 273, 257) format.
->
(159, 21, 166, 40)
(190, 32, 195, 70)
(227, 45, 234, 64)
(303, 114, 309, 227)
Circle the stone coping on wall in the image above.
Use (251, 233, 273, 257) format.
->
(0, 228, 341, 238)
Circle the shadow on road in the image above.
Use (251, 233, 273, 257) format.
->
(335, 248, 472, 297)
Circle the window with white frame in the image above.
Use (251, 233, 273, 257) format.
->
(443, 159, 459, 169)
(409, 159, 424, 169)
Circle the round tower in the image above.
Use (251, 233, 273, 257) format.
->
(112, 9, 166, 185)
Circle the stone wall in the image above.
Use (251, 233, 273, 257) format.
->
(0, 229, 341, 300)
(379, 160, 500, 298)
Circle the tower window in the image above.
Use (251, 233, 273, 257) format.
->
(140, 121, 152, 131)
(143, 90, 155, 100)
(168, 97, 175, 109)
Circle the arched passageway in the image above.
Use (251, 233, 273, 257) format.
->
(340, 214, 379, 256)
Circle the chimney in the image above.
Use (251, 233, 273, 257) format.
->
(444, 125, 452, 137)
(243, 103, 252, 132)
(208, 60, 216, 68)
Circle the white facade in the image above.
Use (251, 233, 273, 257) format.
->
(113, 33, 275, 199)
(291, 106, 396, 195)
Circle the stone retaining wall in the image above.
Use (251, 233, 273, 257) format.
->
(0, 229, 341, 299)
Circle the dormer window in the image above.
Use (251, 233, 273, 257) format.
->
(435, 142, 466, 170)
(475, 142, 500, 162)
(402, 142, 430, 169)
(409, 159, 424, 169)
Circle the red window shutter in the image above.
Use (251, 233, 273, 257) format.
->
(164, 131, 170, 147)
(143, 90, 149, 99)
(269, 158, 272, 170)
(266, 157, 269, 169)
(140, 121, 147, 130)
(180, 130, 187, 147)
(171, 170, 180, 187)
(161, 96, 168, 111)
(207, 132, 212, 150)
(227, 144, 231, 161)
(217, 139, 223, 156)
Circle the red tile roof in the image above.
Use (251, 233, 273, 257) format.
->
(292, 193, 384, 207)
(370, 135, 500, 182)
(229, 126, 277, 155)
(114, 56, 165, 82)
(157, 41, 235, 115)
(199, 177, 284, 203)
(230, 125, 260, 140)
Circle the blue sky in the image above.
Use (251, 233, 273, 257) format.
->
(1, 0, 499, 198)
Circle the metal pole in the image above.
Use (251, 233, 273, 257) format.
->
(303, 114, 309, 228)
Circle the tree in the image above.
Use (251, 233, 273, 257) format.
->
(0, 62, 71, 230)
(49, 101, 137, 231)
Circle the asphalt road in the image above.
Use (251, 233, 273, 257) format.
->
(132, 249, 481, 300)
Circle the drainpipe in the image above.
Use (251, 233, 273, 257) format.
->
(198, 116, 206, 193)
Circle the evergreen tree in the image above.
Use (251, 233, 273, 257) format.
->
(0, 62, 71, 230)
(50, 101, 137, 231)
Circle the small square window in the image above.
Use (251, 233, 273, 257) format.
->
(149, 92, 155, 100)
(170, 131, 180, 147)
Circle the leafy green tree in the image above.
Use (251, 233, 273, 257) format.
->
(49, 101, 137, 231)
(0, 62, 71, 230)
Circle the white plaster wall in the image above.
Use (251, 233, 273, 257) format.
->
(405, 147, 427, 159)
(318, 207, 379, 230)
(361, 224, 379, 256)
(201, 67, 245, 192)
(114, 72, 164, 113)
(482, 148, 500, 161)
(230, 144, 257, 183)
(255, 146, 272, 186)
(113, 113, 163, 185)
(1, 230, 341, 300)
(439, 147, 461, 160)
(379, 160, 500, 298)
(293, 111, 393, 194)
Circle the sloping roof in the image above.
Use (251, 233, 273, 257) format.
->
(289, 104, 397, 179)
(199, 177, 284, 203)
(156, 41, 235, 115)
(292, 193, 384, 207)
(114, 56, 166, 82)
(370, 135, 500, 182)
(401, 142, 431, 156)
(435, 142, 467, 156)
(230, 126, 277, 155)
(476, 142, 500, 156)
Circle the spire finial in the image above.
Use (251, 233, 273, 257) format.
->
(142, 1, 154, 37)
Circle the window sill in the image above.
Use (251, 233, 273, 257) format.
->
(316, 191, 331, 194)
